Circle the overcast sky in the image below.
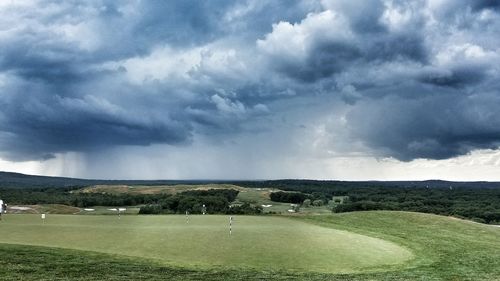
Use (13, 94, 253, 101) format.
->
(1, 0, 500, 180)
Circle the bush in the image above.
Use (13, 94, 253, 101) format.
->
(227, 203, 262, 215)
(139, 189, 261, 215)
(312, 199, 324, 206)
(302, 199, 311, 207)
(270, 192, 309, 204)
(139, 204, 163, 214)
(333, 201, 392, 213)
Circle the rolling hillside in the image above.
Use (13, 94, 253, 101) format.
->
(3, 171, 500, 189)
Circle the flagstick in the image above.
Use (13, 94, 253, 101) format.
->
(229, 216, 233, 235)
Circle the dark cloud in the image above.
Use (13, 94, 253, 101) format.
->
(0, 76, 193, 160)
(258, 2, 429, 84)
(0, 0, 499, 163)
(471, 0, 500, 11)
(0, 1, 309, 160)
(324, 0, 387, 33)
(131, 1, 233, 47)
(366, 33, 429, 63)
(275, 42, 362, 83)
(345, 87, 500, 161)
(418, 65, 487, 88)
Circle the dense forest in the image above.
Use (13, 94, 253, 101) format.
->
(139, 189, 262, 215)
(0, 187, 165, 207)
(242, 181, 500, 224)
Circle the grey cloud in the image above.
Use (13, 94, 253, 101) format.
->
(0, 77, 193, 160)
(0, 0, 500, 163)
(258, 2, 429, 84)
(0, 0, 305, 161)
(322, 0, 387, 33)
(471, 0, 500, 11)
(345, 89, 500, 161)
(418, 65, 488, 88)
(366, 33, 428, 63)
(276, 42, 362, 83)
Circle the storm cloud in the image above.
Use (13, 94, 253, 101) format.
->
(0, 0, 500, 165)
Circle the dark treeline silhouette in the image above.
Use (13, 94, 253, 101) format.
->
(269, 191, 308, 203)
(270, 191, 330, 204)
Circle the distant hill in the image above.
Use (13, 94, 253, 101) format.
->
(237, 179, 500, 189)
(0, 171, 214, 189)
(2, 171, 500, 189)
(236, 179, 500, 190)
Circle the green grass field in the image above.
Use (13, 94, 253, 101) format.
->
(0, 212, 498, 280)
(0, 214, 411, 274)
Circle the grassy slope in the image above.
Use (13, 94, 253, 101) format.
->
(7, 204, 80, 214)
(0, 211, 498, 280)
(0, 243, 341, 281)
(299, 211, 500, 280)
(79, 184, 246, 195)
(0, 215, 410, 274)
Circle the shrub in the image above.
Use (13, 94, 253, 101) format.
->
(302, 199, 311, 207)
(270, 191, 309, 204)
(139, 204, 163, 214)
(312, 199, 324, 206)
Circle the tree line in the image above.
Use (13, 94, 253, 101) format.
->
(0, 187, 262, 215)
(0, 187, 164, 207)
(139, 189, 262, 215)
(255, 181, 500, 224)
(269, 191, 329, 205)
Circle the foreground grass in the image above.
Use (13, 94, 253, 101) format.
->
(0, 243, 337, 281)
(0, 215, 410, 273)
(299, 211, 500, 280)
(0, 211, 498, 280)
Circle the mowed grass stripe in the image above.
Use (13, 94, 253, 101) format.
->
(0, 214, 412, 273)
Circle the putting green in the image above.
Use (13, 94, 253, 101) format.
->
(0, 215, 412, 273)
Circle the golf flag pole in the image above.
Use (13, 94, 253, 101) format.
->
(41, 213, 46, 224)
(186, 210, 189, 224)
(0, 199, 4, 221)
(229, 216, 233, 235)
